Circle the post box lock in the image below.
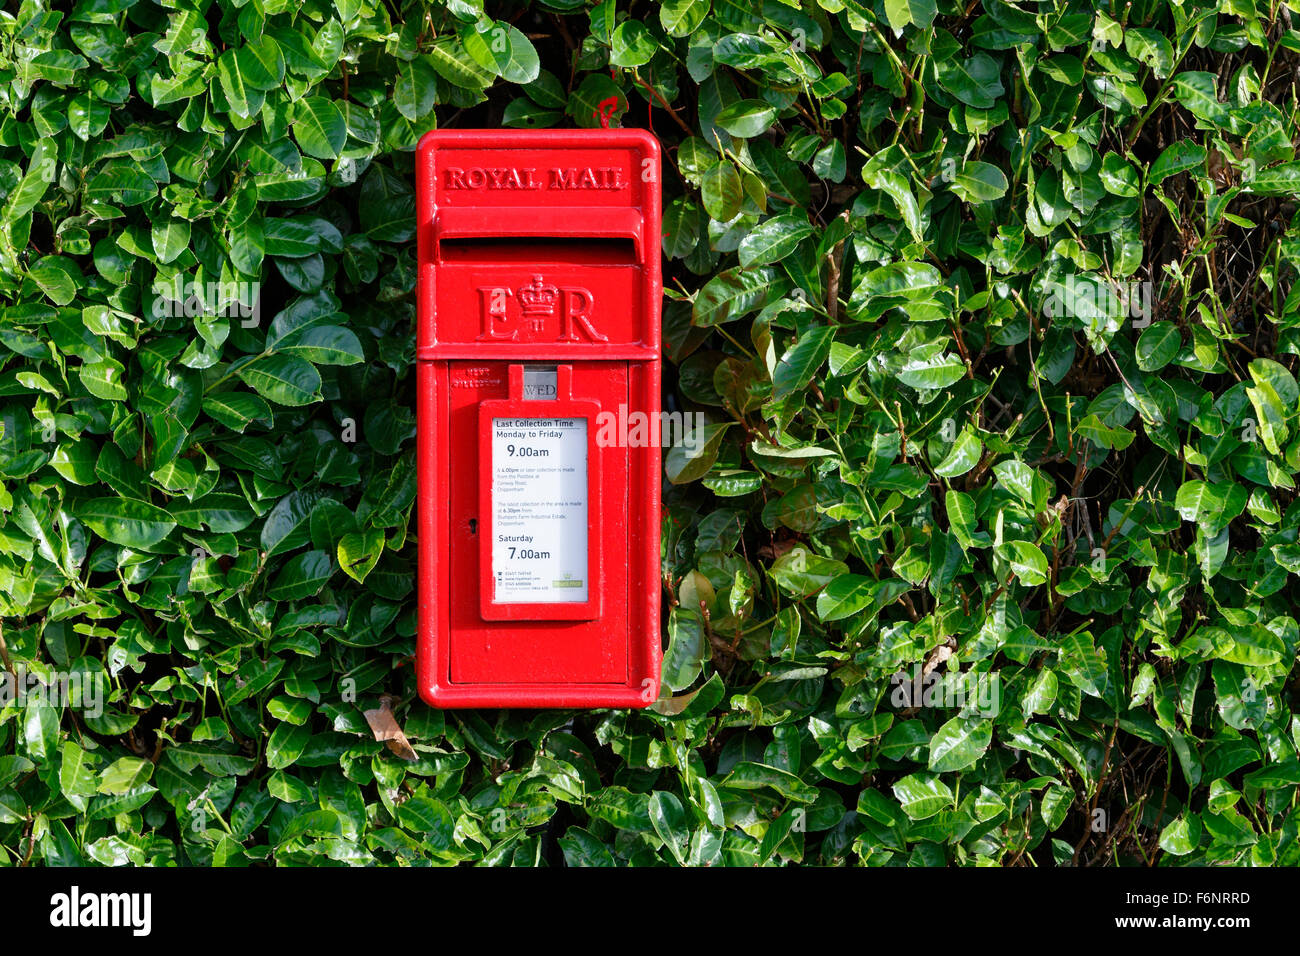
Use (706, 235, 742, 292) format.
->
(416, 130, 662, 709)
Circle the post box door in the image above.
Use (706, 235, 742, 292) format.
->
(445, 360, 631, 684)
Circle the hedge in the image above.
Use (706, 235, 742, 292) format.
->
(1, 0, 1300, 866)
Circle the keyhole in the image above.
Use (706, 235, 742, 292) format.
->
(469, 518, 477, 535)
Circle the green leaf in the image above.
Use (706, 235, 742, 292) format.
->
(738, 213, 813, 267)
(1076, 414, 1134, 450)
(898, 345, 966, 390)
(1207, 626, 1285, 667)
(236, 354, 323, 406)
(85, 161, 157, 207)
(464, 21, 540, 83)
(661, 607, 707, 691)
(884, 0, 937, 29)
(279, 326, 364, 365)
(29, 50, 89, 85)
(864, 165, 924, 242)
(267, 550, 334, 600)
(28, 256, 81, 305)
(720, 763, 819, 802)
(993, 459, 1038, 503)
(1172, 72, 1228, 126)
(79, 359, 129, 401)
(1150, 140, 1206, 183)
(151, 219, 191, 265)
(216, 46, 277, 118)
(946, 490, 985, 549)
(559, 828, 617, 866)
(700, 162, 742, 222)
(395, 58, 438, 121)
(660, 0, 708, 36)
(427, 38, 495, 89)
(1175, 480, 1224, 525)
(928, 717, 993, 772)
(1100, 153, 1140, 196)
(648, 791, 690, 864)
(892, 773, 954, 820)
(1006, 540, 1048, 586)
(936, 54, 1005, 109)
(816, 575, 873, 622)
(4, 139, 56, 223)
(358, 165, 416, 243)
(98, 757, 153, 794)
(693, 265, 777, 326)
(291, 97, 348, 160)
(714, 99, 777, 138)
(76, 497, 176, 548)
(60, 743, 99, 797)
(772, 326, 834, 398)
(1158, 813, 1202, 855)
(204, 392, 273, 432)
(24, 701, 59, 760)
(1136, 322, 1181, 372)
(665, 422, 730, 484)
(338, 529, 384, 583)
(609, 20, 659, 68)
(951, 161, 1009, 202)
(262, 490, 322, 556)
(171, 494, 256, 533)
(934, 429, 982, 478)
(266, 722, 311, 770)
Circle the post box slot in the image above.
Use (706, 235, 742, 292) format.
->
(432, 206, 645, 260)
(438, 236, 637, 265)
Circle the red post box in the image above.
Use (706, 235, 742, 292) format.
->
(415, 129, 662, 708)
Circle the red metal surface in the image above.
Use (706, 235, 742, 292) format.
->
(416, 129, 662, 708)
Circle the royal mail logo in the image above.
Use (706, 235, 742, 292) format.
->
(477, 277, 607, 342)
(444, 166, 627, 191)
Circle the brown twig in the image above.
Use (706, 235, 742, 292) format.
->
(0, 620, 14, 678)
(1098, 484, 1146, 556)
(981, 572, 1017, 615)
(1072, 717, 1119, 865)
(1148, 757, 1173, 867)
(631, 73, 694, 137)
(20, 817, 34, 866)
(826, 211, 849, 323)
(949, 316, 975, 379)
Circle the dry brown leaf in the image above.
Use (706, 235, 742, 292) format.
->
(363, 694, 417, 761)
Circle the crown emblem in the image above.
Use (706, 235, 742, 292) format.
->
(517, 275, 559, 329)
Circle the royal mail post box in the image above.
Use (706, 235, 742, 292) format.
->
(415, 129, 662, 708)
